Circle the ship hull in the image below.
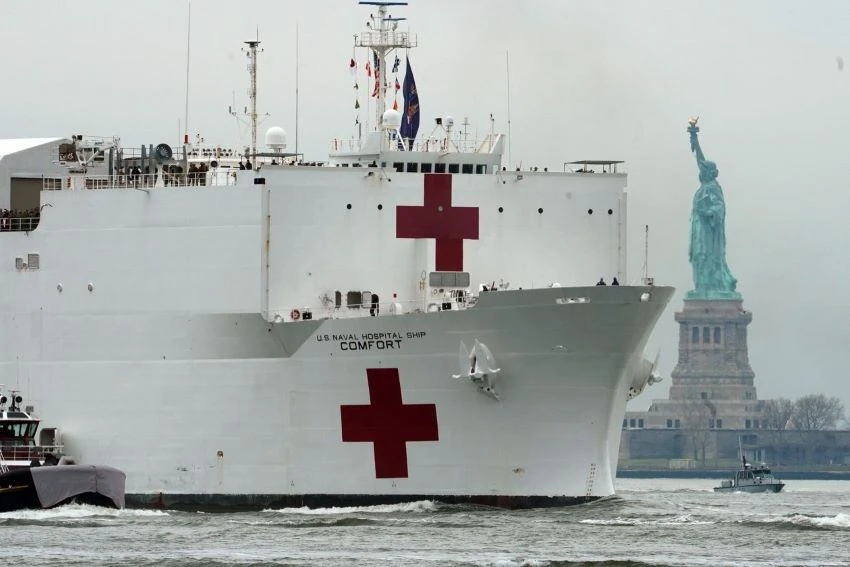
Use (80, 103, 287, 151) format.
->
(714, 483, 784, 494)
(13, 285, 672, 509)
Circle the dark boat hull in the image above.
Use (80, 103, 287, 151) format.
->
(0, 465, 125, 512)
(713, 482, 784, 494)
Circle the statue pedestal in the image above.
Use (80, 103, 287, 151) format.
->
(670, 298, 755, 400)
(686, 289, 742, 300)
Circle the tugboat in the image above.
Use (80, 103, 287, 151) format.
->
(714, 454, 785, 494)
(0, 386, 125, 511)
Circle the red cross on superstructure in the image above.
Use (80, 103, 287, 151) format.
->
(396, 174, 479, 272)
(340, 368, 439, 479)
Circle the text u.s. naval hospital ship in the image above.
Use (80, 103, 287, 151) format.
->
(0, 2, 672, 509)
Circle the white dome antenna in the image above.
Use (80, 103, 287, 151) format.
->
(382, 109, 402, 130)
(265, 126, 287, 152)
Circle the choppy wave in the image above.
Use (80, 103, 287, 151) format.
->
(262, 499, 439, 515)
(737, 512, 850, 531)
(579, 514, 714, 526)
(465, 561, 672, 567)
(0, 502, 168, 526)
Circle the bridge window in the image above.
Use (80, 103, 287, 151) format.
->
(346, 291, 361, 308)
(421, 163, 432, 173)
(674, 419, 681, 428)
(745, 419, 752, 429)
(638, 419, 644, 428)
(692, 327, 699, 343)
(448, 163, 460, 174)
(716, 419, 723, 429)
(393, 162, 404, 173)
(334, 291, 342, 309)
(713, 326, 721, 343)
(461, 163, 473, 174)
(703, 327, 710, 343)
(406, 162, 418, 173)
(623, 419, 627, 429)
(629, 419, 636, 428)
(476, 164, 487, 174)
(434, 163, 446, 173)
(666, 419, 673, 428)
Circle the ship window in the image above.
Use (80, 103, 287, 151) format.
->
(753, 419, 759, 429)
(638, 419, 644, 428)
(393, 162, 404, 173)
(745, 419, 751, 429)
(334, 291, 342, 309)
(27, 254, 40, 270)
(709, 419, 715, 428)
(346, 291, 361, 308)
(622, 419, 627, 429)
(421, 163, 432, 173)
(666, 419, 673, 428)
(713, 327, 721, 343)
(429, 271, 470, 287)
(692, 327, 699, 343)
(461, 163, 473, 174)
(745, 391, 754, 400)
(700, 392, 708, 400)
(406, 162, 418, 173)
(434, 163, 446, 173)
(629, 419, 636, 428)
(476, 164, 487, 174)
(448, 163, 460, 174)
(716, 419, 723, 429)
(703, 327, 710, 343)
(674, 419, 681, 428)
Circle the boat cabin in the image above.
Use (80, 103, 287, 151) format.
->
(0, 389, 61, 469)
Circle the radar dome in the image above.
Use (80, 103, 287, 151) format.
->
(382, 109, 402, 130)
(444, 116, 455, 128)
(265, 126, 287, 152)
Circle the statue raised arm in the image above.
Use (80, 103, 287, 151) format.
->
(685, 118, 740, 300)
(688, 116, 706, 165)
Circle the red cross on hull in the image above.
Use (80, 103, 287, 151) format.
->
(340, 368, 439, 478)
(396, 174, 479, 272)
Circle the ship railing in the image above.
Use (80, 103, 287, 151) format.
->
(330, 134, 486, 156)
(0, 216, 40, 232)
(0, 444, 65, 463)
(357, 30, 418, 50)
(43, 172, 238, 191)
(280, 295, 478, 321)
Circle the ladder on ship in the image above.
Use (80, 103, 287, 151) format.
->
(0, 448, 8, 474)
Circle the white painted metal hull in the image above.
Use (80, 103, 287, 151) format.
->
(8, 285, 670, 507)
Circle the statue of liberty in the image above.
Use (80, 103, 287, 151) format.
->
(686, 117, 740, 299)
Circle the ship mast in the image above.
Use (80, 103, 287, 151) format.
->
(356, 1, 417, 129)
(243, 39, 262, 161)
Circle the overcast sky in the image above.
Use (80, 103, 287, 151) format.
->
(2, 0, 849, 412)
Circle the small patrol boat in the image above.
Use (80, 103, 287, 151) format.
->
(0, 387, 125, 512)
(714, 455, 785, 494)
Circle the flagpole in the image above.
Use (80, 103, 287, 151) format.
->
(295, 21, 299, 158)
(184, 0, 191, 145)
(506, 50, 512, 170)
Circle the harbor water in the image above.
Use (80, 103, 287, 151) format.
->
(1, 478, 848, 566)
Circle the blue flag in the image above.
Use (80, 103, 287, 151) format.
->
(399, 56, 420, 149)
